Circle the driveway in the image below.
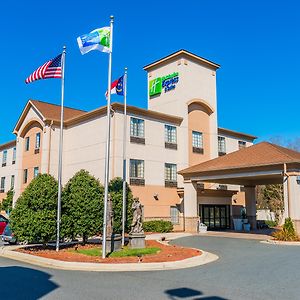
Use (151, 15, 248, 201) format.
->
(0, 235, 299, 299)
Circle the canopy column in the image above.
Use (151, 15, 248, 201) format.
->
(288, 175, 300, 234)
(244, 186, 257, 230)
(183, 180, 198, 232)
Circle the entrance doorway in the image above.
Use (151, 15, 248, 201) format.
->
(200, 204, 230, 230)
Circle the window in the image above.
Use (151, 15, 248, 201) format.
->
(34, 167, 39, 178)
(218, 136, 226, 155)
(170, 206, 179, 224)
(238, 140, 246, 149)
(23, 169, 28, 184)
(165, 125, 177, 143)
(129, 159, 145, 186)
(130, 159, 144, 178)
(165, 163, 177, 182)
(130, 117, 144, 138)
(25, 137, 30, 151)
(0, 177, 5, 193)
(2, 150, 7, 166)
(192, 131, 204, 154)
(11, 175, 15, 190)
(35, 132, 41, 149)
(12, 147, 16, 164)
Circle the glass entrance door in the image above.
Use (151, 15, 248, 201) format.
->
(200, 205, 230, 230)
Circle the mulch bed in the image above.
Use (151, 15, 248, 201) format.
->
(16, 240, 201, 264)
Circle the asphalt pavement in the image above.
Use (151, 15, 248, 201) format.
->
(1, 235, 300, 300)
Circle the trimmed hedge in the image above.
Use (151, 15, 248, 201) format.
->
(143, 220, 173, 233)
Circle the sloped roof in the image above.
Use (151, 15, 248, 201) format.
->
(179, 142, 300, 176)
(143, 49, 220, 71)
(0, 140, 16, 151)
(30, 100, 86, 122)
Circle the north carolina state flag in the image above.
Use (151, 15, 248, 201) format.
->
(105, 75, 124, 98)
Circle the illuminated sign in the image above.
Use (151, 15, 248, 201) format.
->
(149, 72, 179, 97)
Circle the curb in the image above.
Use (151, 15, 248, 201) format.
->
(260, 240, 300, 246)
(0, 246, 218, 272)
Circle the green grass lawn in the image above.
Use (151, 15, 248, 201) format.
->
(70, 246, 160, 258)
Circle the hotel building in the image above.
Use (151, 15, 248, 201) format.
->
(0, 50, 258, 231)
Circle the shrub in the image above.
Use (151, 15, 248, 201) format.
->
(108, 177, 133, 234)
(0, 189, 13, 213)
(10, 174, 58, 244)
(61, 170, 104, 244)
(265, 220, 278, 228)
(143, 220, 173, 233)
(273, 218, 299, 241)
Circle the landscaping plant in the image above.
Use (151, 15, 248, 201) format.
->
(61, 170, 104, 244)
(10, 174, 58, 244)
(0, 189, 13, 213)
(143, 220, 173, 233)
(273, 217, 299, 241)
(108, 177, 133, 233)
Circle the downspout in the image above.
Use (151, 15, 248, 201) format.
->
(47, 121, 53, 174)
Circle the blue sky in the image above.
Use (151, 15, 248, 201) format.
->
(0, 0, 299, 145)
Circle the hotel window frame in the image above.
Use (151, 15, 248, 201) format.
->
(11, 175, 15, 190)
(34, 167, 39, 178)
(23, 169, 28, 184)
(165, 125, 177, 149)
(170, 206, 180, 224)
(238, 140, 246, 150)
(35, 132, 41, 150)
(192, 131, 204, 154)
(165, 163, 177, 188)
(0, 177, 5, 193)
(2, 150, 7, 167)
(129, 159, 145, 186)
(25, 137, 30, 152)
(12, 147, 16, 164)
(218, 136, 226, 156)
(130, 117, 145, 144)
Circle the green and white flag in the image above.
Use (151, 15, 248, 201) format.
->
(77, 27, 111, 55)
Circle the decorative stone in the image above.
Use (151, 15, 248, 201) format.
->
(129, 233, 146, 249)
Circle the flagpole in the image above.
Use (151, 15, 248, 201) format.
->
(56, 46, 66, 252)
(102, 15, 114, 259)
(121, 67, 128, 247)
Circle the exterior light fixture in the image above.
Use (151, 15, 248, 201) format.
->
(153, 193, 159, 200)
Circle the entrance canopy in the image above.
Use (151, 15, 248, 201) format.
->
(179, 142, 300, 185)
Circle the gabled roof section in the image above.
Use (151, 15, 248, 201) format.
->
(30, 100, 86, 122)
(179, 142, 300, 176)
(14, 100, 86, 133)
(143, 49, 220, 71)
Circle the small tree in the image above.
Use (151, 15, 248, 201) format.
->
(10, 174, 58, 244)
(273, 217, 299, 241)
(1, 189, 13, 214)
(109, 177, 133, 234)
(61, 170, 104, 244)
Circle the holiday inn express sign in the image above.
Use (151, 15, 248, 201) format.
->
(149, 72, 179, 96)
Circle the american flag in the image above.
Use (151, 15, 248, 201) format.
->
(25, 54, 62, 84)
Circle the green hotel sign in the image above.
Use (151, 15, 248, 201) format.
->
(149, 72, 179, 97)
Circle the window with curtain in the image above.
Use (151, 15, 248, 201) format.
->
(130, 117, 144, 138)
(130, 159, 144, 178)
(192, 131, 203, 148)
(165, 163, 177, 181)
(165, 125, 177, 143)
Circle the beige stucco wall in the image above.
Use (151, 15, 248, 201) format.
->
(0, 144, 16, 202)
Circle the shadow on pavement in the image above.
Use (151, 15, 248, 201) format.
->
(0, 266, 59, 299)
(165, 287, 228, 300)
